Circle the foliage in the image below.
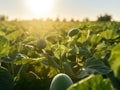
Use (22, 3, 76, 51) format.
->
(0, 35, 9, 58)
(110, 43, 120, 81)
(0, 66, 13, 90)
(0, 15, 8, 21)
(0, 21, 120, 90)
(68, 75, 114, 90)
(97, 14, 112, 22)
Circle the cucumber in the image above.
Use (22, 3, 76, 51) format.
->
(50, 73, 73, 90)
(68, 29, 79, 37)
(36, 39, 46, 50)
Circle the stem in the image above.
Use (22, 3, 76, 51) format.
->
(58, 41, 62, 71)
(87, 30, 90, 39)
(11, 63, 14, 77)
(106, 71, 120, 90)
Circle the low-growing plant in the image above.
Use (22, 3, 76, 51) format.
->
(0, 21, 120, 90)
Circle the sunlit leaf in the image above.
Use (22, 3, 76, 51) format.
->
(110, 44, 120, 80)
(68, 75, 114, 90)
(101, 30, 118, 40)
(0, 35, 10, 58)
(90, 34, 102, 46)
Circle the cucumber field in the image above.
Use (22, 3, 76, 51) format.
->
(0, 20, 120, 90)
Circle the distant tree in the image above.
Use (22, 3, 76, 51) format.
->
(97, 14, 112, 22)
(76, 19, 80, 22)
(62, 18, 67, 22)
(55, 17, 60, 22)
(70, 18, 75, 22)
(0, 15, 8, 21)
(83, 17, 90, 22)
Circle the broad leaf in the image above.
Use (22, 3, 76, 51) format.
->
(77, 57, 111, 79)
(101, 30, 118, 40)
(68, 75, 114, 90)
(90, 34, 102, 46)
(63, 62, 74, 76)
(79, 47, 92, 57)
(110, 44, 120, 80)
(0, 66, 13, 90)
(116, 30, 120, 35)
(42, 53, 60, 69)
(0, 35, 9, 58)
(54, 45, 66, 60)
(0, 53, 28, 63)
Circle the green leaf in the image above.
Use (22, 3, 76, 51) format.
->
(0, 56, 13, 63)
(110, 44, 120, 80)
(84, 57, 111, 74)
(63, 62, 74, 76)
(69, 45, 79, 55)
(79, 47, 92, 57)
(116, 30, 120, 35)
(43, 53, 60, 69)
(17, 64, 29, 76)
(101, 30, 118, 40)
(96, 41, 106, 50)
(90, 34, 102, 46)
(77, 57, 111, 79)
(46, 34, 62, 44)
(54, 45, 66, 60)
(6, 30, 23, 43)
(0, 35, 10, 58)
(68, 75, 114, 90)
(0, 53, 28, 63)
(0, 66, 13, 90)
(101, 50, 111, 67)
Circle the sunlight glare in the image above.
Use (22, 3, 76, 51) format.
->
(26, 0, 54, 18)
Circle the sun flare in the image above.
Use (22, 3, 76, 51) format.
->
(26, 0, 54, 18)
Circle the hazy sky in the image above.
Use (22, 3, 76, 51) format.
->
(0, 0, 120, 20)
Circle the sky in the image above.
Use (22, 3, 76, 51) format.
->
(0, 0, 120, 21)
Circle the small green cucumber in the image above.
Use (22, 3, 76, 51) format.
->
(36, 39, 46, 50)
(68, 29, 79, 37)
(50, 73, 73, 90)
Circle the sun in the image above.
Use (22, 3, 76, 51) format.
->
(26, 0, 54, 18)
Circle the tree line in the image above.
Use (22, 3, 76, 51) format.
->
(0, 14, 112, 22)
